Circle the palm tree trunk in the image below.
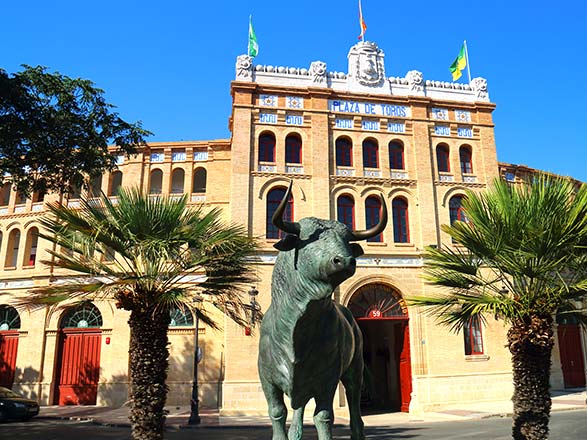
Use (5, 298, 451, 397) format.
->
(508, 315, 554, 440)
(128, 306, 170, 440)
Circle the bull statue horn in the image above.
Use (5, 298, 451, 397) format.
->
(350, 194, 388, 241)
(272, 180, 301, 236)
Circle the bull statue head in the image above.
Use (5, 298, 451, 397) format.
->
(271, 181, 387, 294)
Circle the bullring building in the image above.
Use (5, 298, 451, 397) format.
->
(0, 41, 585, 416)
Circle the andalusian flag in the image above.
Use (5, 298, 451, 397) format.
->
(358, 0, 367, 40)
(449, 43, 467, 81)
(248, 16, 259, 57)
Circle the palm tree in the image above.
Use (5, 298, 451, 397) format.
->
(23, 188, 258, 440)
(411, 175, 587, 440)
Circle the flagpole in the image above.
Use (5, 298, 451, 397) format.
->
(463, 39, 472, 83)
(359, 0, 365, 41)
(247, 15, 251, 56)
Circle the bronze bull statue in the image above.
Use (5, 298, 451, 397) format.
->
(258, 181, 387, 440)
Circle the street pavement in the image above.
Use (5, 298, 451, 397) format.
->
(33, 389, 586, 428)
(2, 410, 587, 439)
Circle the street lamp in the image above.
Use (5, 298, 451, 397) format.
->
(188, 293, 203, 425)
(245, 287, 260, 336)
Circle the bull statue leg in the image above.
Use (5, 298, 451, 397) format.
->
(261, 379, 288, 440)
(313, 393, 336, 440)
(341, 360, 366, 440)
(288, 406, 305, 440)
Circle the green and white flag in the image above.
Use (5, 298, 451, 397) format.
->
(248, 16, 259, 58)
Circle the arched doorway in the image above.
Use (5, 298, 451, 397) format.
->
(0, 305, 21, 388)
(54, 303, 103, 405)
(348, 283, 412, 413)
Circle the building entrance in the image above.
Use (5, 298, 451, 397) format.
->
(0, 306, 21, 389)
(348, 283, 411, 413)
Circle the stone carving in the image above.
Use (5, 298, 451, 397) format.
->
(259, 181, 387, 440)
(348, 41, 385, 87)
(406, 70, 424, 92)
(236, 54, 253, 80)
(309, 61, 327, 85)
(471, 77, 488, 100)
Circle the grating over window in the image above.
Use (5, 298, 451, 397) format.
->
(61, 303, 103, 328)
(0, 306, 21, 331)
(169, 306, 194, 327)
(348, 284, 408, 319)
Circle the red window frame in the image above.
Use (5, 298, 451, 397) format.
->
(363, 139, 379, 168)
(389, 142, 404, 170)
(449, 195, 467, 224)
(266, 188, 293, 239)
(464, 316, 484, 355)
(436, 145, 450, 173)
(259, 133, 276, 163)
(460, 146, 473, 174)
(365, 196, 383, 243)
(336, 137, 353, 167)
(285, 134, 302, 164)
(337, 195, 355, 230)
(392, 198, 409, 243)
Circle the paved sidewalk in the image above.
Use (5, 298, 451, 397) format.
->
(37, 389, 587, 429)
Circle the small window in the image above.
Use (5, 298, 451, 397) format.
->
(392, 198, 409, 243)
(171, 149, 186, 162)
(285, 134, 302, 164)
(259, 132, 276, 163)
(89, 176, 102, 197)
(0, 183, 11, 206)
(336, 137, 353, 167)
(193, 168, 207, 193)
(24, 227, 39, 267)
(266, 187, 293, 239)
(109, 171, 123, 196)
(149, 169, 163, 194)
(32, 189, 46, 203)
(363, 138, 379, 168)
(389, 142, 404, 170)
(337, 195, 355, 230)
(171, 169, 185, 194)
(365, 196, 383, 243)
(4, 229, 21, 268)
(150, 150, 165, 162)
(169, 306, 194, 327)
(16, 192, 27, 205)
(460, 146, 473, 174)
(449, 195, 467, 224)
(464, 316, 484, 355)
(436, 144, 450, 173)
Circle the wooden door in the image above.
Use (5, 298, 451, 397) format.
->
(54, 329, 101, 405)
(0, 330, 19, 388)
(557, 325, 586, 388)
(397, 322, 412, 412)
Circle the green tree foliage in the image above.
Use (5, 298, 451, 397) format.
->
(0, 65, 150, 196)
(411, 175, 587, 440)
(20, 188, 258, 440)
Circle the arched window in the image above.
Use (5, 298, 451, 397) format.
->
(24, 227, 39, 267)
(337, 195, 355, 229)
(4, 229, 21, 268)
(336, 137, 353, 167)
(365, 196, 383, 243)
(449, 195, 467, 224)
(108, 171, 123, 196)
(392, 197, 409, 243)
(464, 316, 484, 355)
(436, 144, 450, 173)
(363, 138, 379, 168)
(285, 134, 302, 164)
(0, 305, 21, 331)
(89, 176, 102, 197)
(169, 306, 194, 327)
(0, 183, 11, 206)
(192, 168, 207, 193)
(60, 302, 103, 328)
(149, 169, 163, 194)
(460, 145, 473, 174)
(266, 187, 293, 239)
(171, 168, 185, 194)
(389, 141, 404, 170)
(259, 132, 276, 163)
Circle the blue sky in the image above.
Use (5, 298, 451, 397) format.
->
(2, 1, 586, 181)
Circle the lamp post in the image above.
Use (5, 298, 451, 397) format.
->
(248, 287, 260, 329)
(188, 294, 203, 425)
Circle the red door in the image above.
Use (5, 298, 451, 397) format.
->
(54, 329, 102, 405)
(397, 322, 412, 412)
(557, 325, 586, 388)
(0, 330, 19, 388)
